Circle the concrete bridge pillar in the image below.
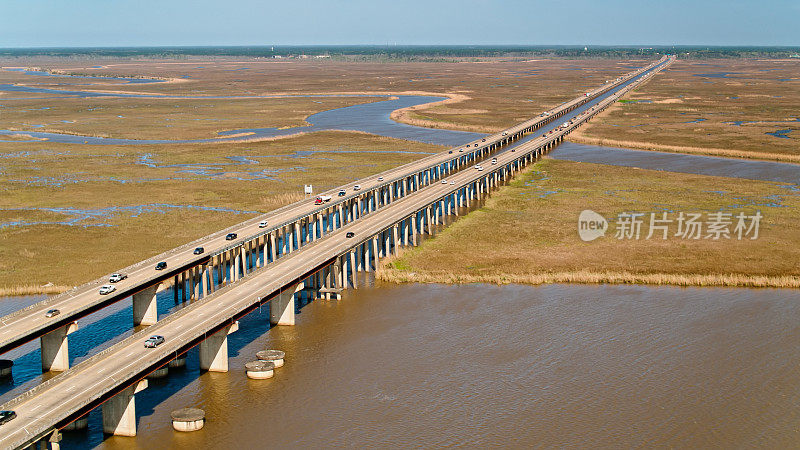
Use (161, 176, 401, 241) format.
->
(411, 213, 418, 246)
(102, 379, 148, 436)
(371, 237, 380, 270)
(41, 321, 78, 372)
(349, 251, 357, 288)
(294, 222, 301, 251)
(199, 321, 240, 372)
(133, 283, 160, 326)
(270, 283, 304, 326)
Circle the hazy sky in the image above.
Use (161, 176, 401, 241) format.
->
(2, 0, 798, 47)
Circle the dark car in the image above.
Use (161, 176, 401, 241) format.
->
(45, 309, 60, 318)
(193, 247, 204, 255)
(346, 232, 355, 238)
(155, 261, 167, 271)
(144, 335, 165, 348)
(448, 150, 453, 154)
(482, 138, 486, 142)
(542, 134, 547, 138)
(226, 233, 237, 240)
(0, 410, 16, 425)
(338, 190, 346, 197)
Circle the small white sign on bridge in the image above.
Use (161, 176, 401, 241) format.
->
(304, 184, 313, 196)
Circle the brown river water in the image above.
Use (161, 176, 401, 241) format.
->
(87, 282, 800, 449)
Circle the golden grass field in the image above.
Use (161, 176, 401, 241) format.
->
(1, 57, 643, 133)
(570, 59, 800, 161)
(379, 158, 800, 288)
(0, 131, 443, 292)
(2, 56, 798, 295)
(0, 96, 382, 140)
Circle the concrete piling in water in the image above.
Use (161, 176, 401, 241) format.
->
(255, 349, 285, 368)
(245, 360, 275, 379)
(146, 366, 169, 379)
(171, 408, 205, 432)
(63, 415, 89, 431)
(0, 359, 12, 377)
(169, 354, 187, 369)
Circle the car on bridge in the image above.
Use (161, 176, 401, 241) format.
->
(441, 180, 448, 184)
(99, 285, 116, 295)
(45, 309, 60, 318)
(259, 220, 269, 228)
(502, 132, 507, 136)
(353, 185, 361, 191)
(144, 335, 165, 348)
(346, 232, 355, 238)
(377, 176, 383, 182)
(155, 261, 168, 271)
(109, 273, 127, 283)
(459, 148, 464, 152)
(0, 410, 16, 425)
(193, 247, 205, 255)
(226, 233, 238, 240)
(338, 190, 346, 197)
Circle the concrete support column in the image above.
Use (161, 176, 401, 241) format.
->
(203, 264, 212, 295)
(41, 321, 78, 372)
(102, 379, 148, 436)
(270, 282, 304, 326)
(234, 248, 242, 282)
(392, 225, 399, 253)
(193, 266, 201, 299)
(132, 283, 160, 326)
(199, 321, 239, 372)
(269, 232, 277, 262)
(411, 213, 418, 246)
(371, 237, 379, 270)
(349, 250, 357, 288)
(294, 222, 301, 251)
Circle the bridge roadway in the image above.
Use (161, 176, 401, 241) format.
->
(0, 56, 668, 360)
(0, 55, 674, 449)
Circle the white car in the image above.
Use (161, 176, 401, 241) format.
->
(99, 284, 116, 295)
(441, 180, 448, 184)
(109, 273, 127, 283)
(459, 148, 464, 152)
(478, 167, 484, 172)
(450, 181, 455, 185)
(353, 184, 361, 191)
(377, 177, 384, 182)
(259, 220, 268, 228)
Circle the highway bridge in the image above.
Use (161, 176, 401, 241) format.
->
(0, 56, 672, 449)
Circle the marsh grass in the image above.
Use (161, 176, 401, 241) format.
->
(574, 59, 800, 160)
(379, 158, 800, 288)
(0, 131, 443, 291)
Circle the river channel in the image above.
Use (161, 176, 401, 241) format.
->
(41, 283, 797, 448)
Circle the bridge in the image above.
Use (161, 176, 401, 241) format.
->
(0, 56, 673, 449)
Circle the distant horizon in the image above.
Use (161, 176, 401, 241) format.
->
(1, 44, 799, 50)
(2, 1, 797, 48)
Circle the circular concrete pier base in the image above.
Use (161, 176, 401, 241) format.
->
(245, 360, 275, 379)
(64, 415, 89, 431)
(147, 366, 169, 379)
(169, 355, 187, 368)
(0, 360, 13, 378)
(171, 408, 205, 432)
(255, 350, 285, 368)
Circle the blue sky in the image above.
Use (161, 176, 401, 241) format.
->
(2, 0, 798, 47)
